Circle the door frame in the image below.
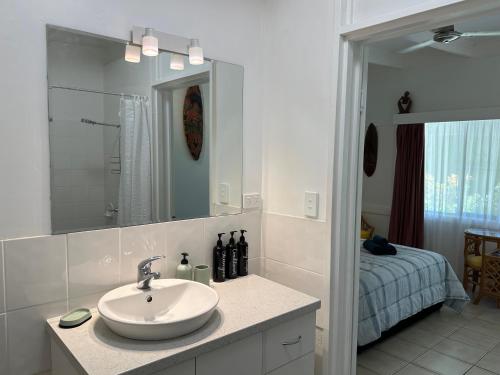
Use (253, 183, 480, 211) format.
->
(327, 1, 500, 374)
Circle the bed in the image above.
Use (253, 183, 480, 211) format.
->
(358, 243, 470, 346)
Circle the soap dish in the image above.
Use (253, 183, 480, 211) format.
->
(59, 308, 92, 328)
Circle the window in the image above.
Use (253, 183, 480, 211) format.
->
(424, 119, 500, 221)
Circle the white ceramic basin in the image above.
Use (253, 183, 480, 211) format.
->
(97, 279, 219, 340)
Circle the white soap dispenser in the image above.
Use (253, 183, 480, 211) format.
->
(176, 252, 193, 280)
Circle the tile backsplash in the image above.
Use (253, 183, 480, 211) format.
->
(262, 212, 328, 329)
(0, 211, 261, 375)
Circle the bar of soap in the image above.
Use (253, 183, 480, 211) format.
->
(59, 308, 92, 328)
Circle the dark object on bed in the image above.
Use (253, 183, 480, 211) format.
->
(363, 236, 397, 255)
(357, 302, 443, 352)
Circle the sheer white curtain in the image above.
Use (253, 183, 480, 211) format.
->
(117, 96, 152, 226)
(424, 120, 500, 274)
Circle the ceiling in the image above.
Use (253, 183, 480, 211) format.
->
(367, 11, 500, 68)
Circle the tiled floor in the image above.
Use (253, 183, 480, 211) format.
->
(357, 299, 500, 375)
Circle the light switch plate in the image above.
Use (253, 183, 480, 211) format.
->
(218, 183, 230, 204)
(304, 191, 319, 218)
(243, 193, 261, 209)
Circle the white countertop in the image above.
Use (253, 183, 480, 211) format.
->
(47, 275, 321, 375)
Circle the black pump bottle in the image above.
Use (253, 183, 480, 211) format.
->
(226, 231, 239, 279)
(237, 230, 248, 276)
(213, 233, 226, 282)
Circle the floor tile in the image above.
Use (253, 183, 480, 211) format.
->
(464, 320, 500, 340)
(415, 317, 461, 337)
(466, 367, 497, 375)
(429, 308, 469, 327)
(375, 336, 427, 362)
(476, 310, 500, 325)
(477, 352, 500, 374)
(433, 338, 489, 364)
(395, 364, 438, 375)
(449, 327, 500, 351)
(357, 365, 379, 375)
(413, 350, 472, 375)
(396, 326, 445, 348)
(462, 303, 491, 317)
(357, 349, 407, 375)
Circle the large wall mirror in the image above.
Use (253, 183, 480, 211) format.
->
(47, 26, 243, 234)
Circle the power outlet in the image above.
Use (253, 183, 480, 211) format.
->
(243, 193, 261, 209)
(218, 183, 230, 204)
(304, 191, 319, 218)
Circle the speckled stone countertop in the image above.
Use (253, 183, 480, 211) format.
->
(47, 275, 321, 375)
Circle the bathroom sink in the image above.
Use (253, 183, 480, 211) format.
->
(97, 279, 219, 340)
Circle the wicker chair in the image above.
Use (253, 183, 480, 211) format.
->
(361, 216, 375, 240)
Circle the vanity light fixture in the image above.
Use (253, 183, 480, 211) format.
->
(188, 39, 204, 65)
(142, 28, 158, 56)
(170, 53, 185, 70)
(124, 43, 141, 63)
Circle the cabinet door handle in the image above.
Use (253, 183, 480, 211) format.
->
(281, 335, 302, 346)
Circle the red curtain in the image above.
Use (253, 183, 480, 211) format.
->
(388, 123, 424, 248)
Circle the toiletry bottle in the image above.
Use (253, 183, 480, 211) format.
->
(237, 229, 248, 276)
(176, 252, 193, 280)
(213, 233, 226, 282)
(225, 231, 239, 279)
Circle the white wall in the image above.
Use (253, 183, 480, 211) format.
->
(261, 0, 334, 221)
(363, 54, 500, 236)
(260, 1, 335, 373)
(351, 0, 464, 25)
(0, 0, 263, 240)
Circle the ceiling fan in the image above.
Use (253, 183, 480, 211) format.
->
(398, 25, 500, 54)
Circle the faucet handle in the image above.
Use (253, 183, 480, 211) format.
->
(138, 255, 164, 271)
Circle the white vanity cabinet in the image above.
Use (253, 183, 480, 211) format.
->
(51, 312, 315, 375)
(196, 333, 262, 375)
(165, 312, 316, 375)
(47, 276, 321, 375)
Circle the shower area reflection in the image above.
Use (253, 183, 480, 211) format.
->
(47, 27, 153, 233)
(48, 87, 148, 233)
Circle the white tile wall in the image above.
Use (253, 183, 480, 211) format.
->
(0, 212, 261, 374)
(0, 242, 4, 314)
(263, 213, 328, 275)
(261, 212, 328, 329)
(0, 314, 7, 375)
(264, 258, 326, 327)
(120, 223, 166, 283)
(4, 235, 67, 310)
(164, 218, 206, 278)
(67, 228, 120, 299)
(7, 301, 68, 375)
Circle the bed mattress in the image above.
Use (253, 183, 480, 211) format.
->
(358, 244, 469, 346)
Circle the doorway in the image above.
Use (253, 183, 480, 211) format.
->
(328, 3, 500, 375)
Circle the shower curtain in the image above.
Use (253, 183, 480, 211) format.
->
(118, 96, 152, 226)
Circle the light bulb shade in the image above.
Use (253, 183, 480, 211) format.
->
(142, 28, 158, 56)
(189, 39, 204, 65)
(170, 53, 185, 70)
(125, 44, 141, 63)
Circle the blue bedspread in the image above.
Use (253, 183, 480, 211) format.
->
(358, 244, 469, 346)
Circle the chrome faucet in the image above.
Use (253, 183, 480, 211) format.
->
(137, 256, 163, 289)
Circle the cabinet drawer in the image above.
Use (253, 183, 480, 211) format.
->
(152, 359, 195, 375)
(196, 333, 262, 375)
(263, 312, 315, 373)
(267, 352, 315, 375)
